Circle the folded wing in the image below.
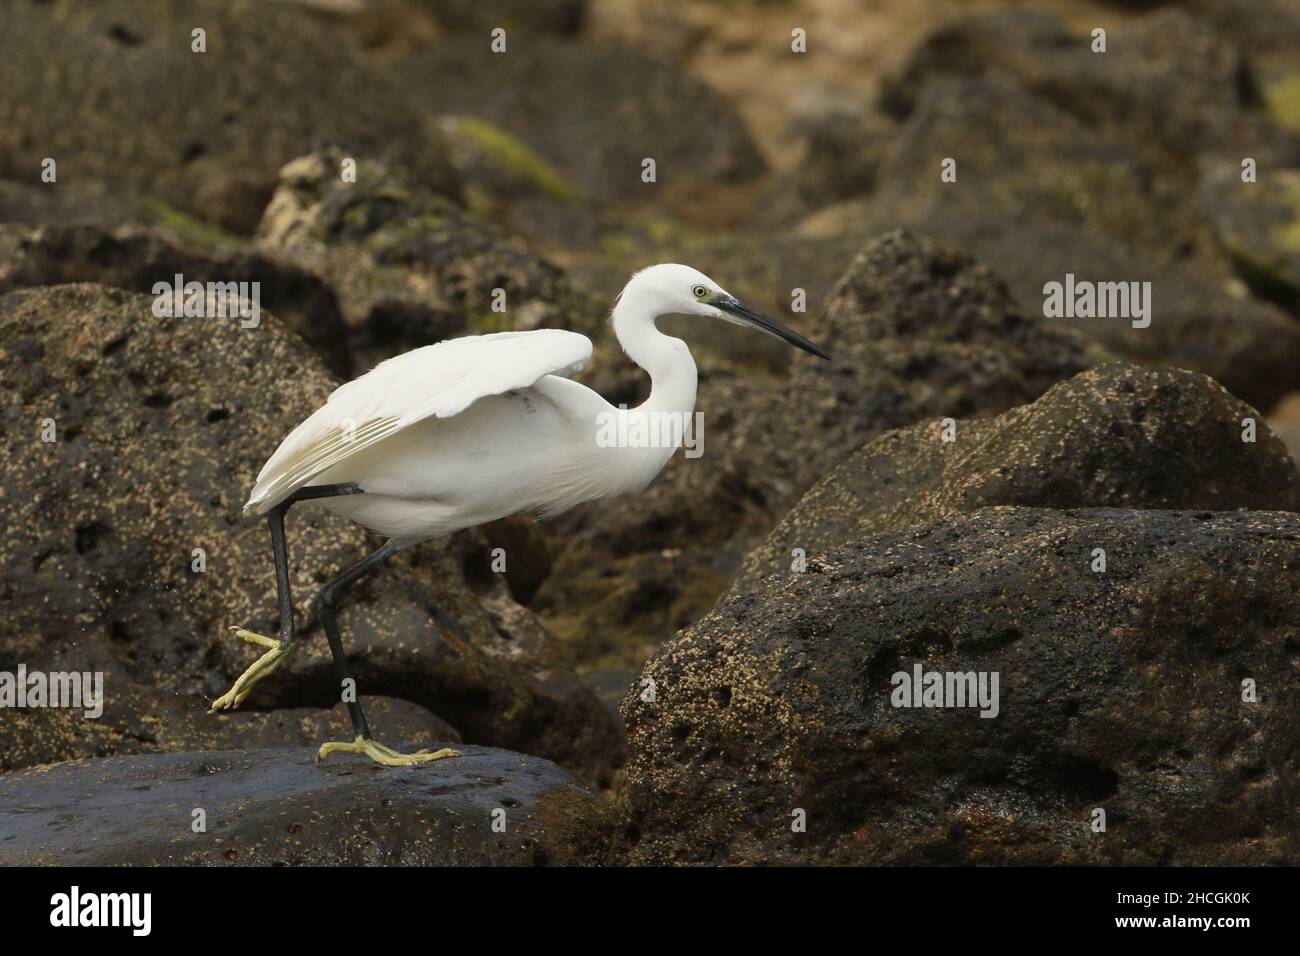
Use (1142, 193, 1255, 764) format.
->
(244, 329, 593, 514)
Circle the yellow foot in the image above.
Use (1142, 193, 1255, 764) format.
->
(316, 735, 461, 767)
(208, 627, 298, 713)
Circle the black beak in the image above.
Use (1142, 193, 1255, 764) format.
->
(710, 294, 832, 360)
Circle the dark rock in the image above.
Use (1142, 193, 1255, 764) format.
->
(624, 507, 1300, 864)
(941, 219, 1300, 410)
(254, 148, 601, 365)
(582, 666, 639, 728)
(0, 283, 621, 785)
(740, 364, 1300, 589)
(479, 514, 555, 606)
(0, 746, 620, 866)
(775, 106, 897, 214)
(0, 223, 353, 377)
(814, 73, 1300, 407)
(418, 0, 587, 36)
(393, 37, 764, 203)
(0, 0, 459, 228)
(535, 231, 1102, 667)
(191, 168, 281, 237)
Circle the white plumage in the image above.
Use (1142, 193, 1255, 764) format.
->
(244, 329, 592, 515)
(244, 263, 828, 545)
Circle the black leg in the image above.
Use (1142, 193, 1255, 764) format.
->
(263, 482, 364, 645)
(314, 538, 403, 740)
(266, 506, 296, 645)
(214, 482, 373, 714)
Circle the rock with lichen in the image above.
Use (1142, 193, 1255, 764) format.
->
(624, 507, 1300, 864)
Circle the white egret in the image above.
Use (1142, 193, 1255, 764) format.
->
(209, 263, 830, 765)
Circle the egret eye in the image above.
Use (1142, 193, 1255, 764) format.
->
(692, 285, 708, 299)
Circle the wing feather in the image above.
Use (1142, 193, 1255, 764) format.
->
(244, 329, 592, 514)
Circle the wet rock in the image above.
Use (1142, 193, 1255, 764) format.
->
(0, 746, 620, 866)
(0, 283, 621, 784)
(624, 507, 1300, 864)
(0, 0, 459, 229)
(535, 231, 1102, 667)
(393, 37, 764, 203)
(0, 691, 460, 774)
(740, 364, 1300, 588)
(254, 148, 600, 365)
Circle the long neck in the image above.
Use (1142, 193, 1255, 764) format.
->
(611, 296, 698, 417)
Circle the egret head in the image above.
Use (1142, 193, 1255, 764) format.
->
(621, 263, 831, 360)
